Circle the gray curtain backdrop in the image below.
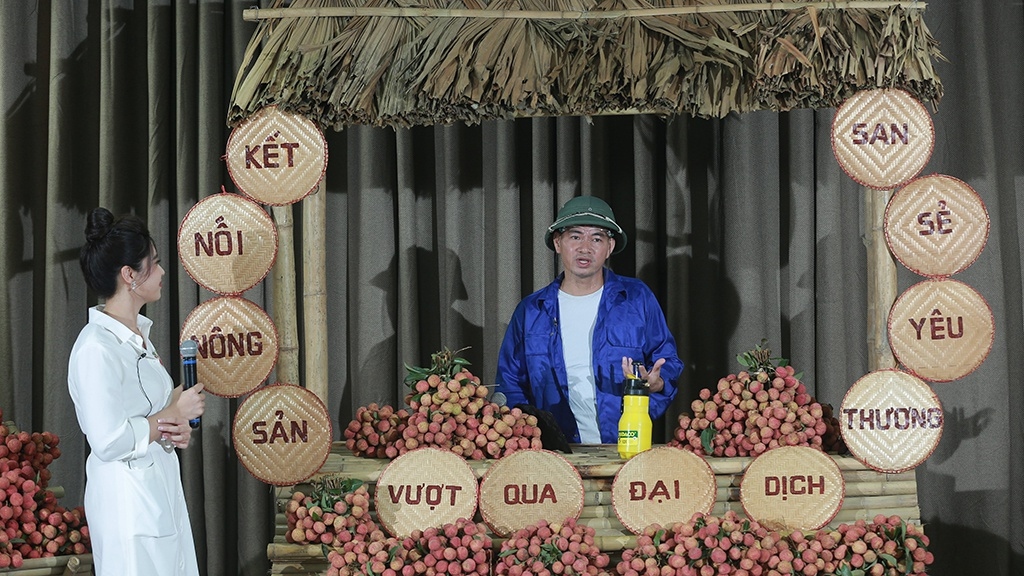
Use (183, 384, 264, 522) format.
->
(1, 2, 1021, 575)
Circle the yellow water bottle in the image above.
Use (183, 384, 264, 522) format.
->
(618, 361, 652, 459)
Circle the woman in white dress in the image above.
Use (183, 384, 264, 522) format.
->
(68, 208, 206, 576)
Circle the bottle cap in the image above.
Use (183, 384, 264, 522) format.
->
(624, 380, 649, 396)
(624, 362, 650, 396)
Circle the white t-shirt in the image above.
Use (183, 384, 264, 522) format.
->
(558, 287, 604, 444)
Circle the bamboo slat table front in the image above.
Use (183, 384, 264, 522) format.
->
(268, 443, 919, 575)
(0, 554, 93, 576)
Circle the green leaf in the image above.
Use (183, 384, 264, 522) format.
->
(880, 553, 898, 566)
(838, 566, 852, 576)
(320, 543, 331, 559)
(498, 548, 519, 558)
(539, 542, 562, 565)
(654, 529, 665, 547)
(345, 478, 364, 490)
(700, 427, 716, 454)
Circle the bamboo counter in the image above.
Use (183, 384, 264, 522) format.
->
(268, 443, 919, 575)
(0, 554, 93, 576)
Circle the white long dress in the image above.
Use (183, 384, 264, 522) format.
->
(68, 306, 199, 576)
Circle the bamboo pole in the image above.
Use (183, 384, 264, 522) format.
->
(864, 187, 897, 371)
(302, 188, 329, 404)
(244, 1, 926, 21)
(272, 206, 301, 385)
(7, 555, 94, 575)
(61, 556, 82, 576)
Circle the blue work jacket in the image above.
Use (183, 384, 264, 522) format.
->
(495, 268, 682, 444)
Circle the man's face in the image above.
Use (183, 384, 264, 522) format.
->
(553, 226, 616, 280)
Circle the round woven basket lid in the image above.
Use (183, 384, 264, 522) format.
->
(180, 295, 279, 398)
(739, 446, 845, 532)
(610, 446, 716, 535)
(884, 174, 990, 277)
(374, 447, 479, 537)
(231, 383, 333, 486)
(831, 88, 934, 190)
(840, 369, 943, 474)
(177, 191, 278, 295)
(478, 449, 584, 537)
(225, 105, 328, 206)
(887, 278, 995, 382)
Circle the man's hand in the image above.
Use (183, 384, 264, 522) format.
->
(621, 356, 667, 393)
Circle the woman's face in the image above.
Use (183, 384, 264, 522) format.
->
(132, 246, 165, 303)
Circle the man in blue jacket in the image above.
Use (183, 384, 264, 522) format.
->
(496, 195, 683, 445)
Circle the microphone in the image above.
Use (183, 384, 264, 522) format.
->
(179, 339, 201, 429)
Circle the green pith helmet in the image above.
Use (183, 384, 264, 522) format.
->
(544, 196, 626, 254)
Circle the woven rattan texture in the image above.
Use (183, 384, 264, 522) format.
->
(177, 192, 278, 295)
(180, 296, 279, 398)
(226, 105, 328, 206)
(840, 370, 943, 474)
(888, 278, 995, 382)
(232, 383, 333, 486)
(374, 447, 479, 537)
(478, 449, 584, 537)
(610, 446, 716, 534)
(739, 446, 845, 531)
(884, 174, 990, 277)
(831, 89, 934, 190)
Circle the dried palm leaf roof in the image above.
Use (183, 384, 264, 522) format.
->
(227, 0, 944, 129)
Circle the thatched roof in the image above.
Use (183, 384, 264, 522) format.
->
(227, 0, 944, 129)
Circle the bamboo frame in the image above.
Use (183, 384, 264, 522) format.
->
(271, 206, 301, 385)
(244, 1, 927, 21)
(302, 189, 329, 403)
(3, 554, 93, 576)
(864, 187, 897, 371)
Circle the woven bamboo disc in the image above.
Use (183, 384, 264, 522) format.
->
(840, 369, 943, 474)
(610, 446, 716, 535)
(831, 88, 934, 190)
(887, 278, 995, 382)
(884, 174, 990, 278)
(374, 447, 479, 537)
(177, 191, 278, 295)
(225, 105, 328, 206)
(231, 383, 333, 486)
(180, 296, 278, 398)
(739, 446, 845, 532)
(478, 449, 584, 537)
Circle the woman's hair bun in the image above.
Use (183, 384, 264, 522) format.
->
(84, 207, 115, 244)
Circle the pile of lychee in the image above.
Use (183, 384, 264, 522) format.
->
(668, 342, 846, 457)
(344, 348, 543, 460)
(0, 409, 90, 569)
(617, 511, 931, 576)
(495, 517, 612, 576)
